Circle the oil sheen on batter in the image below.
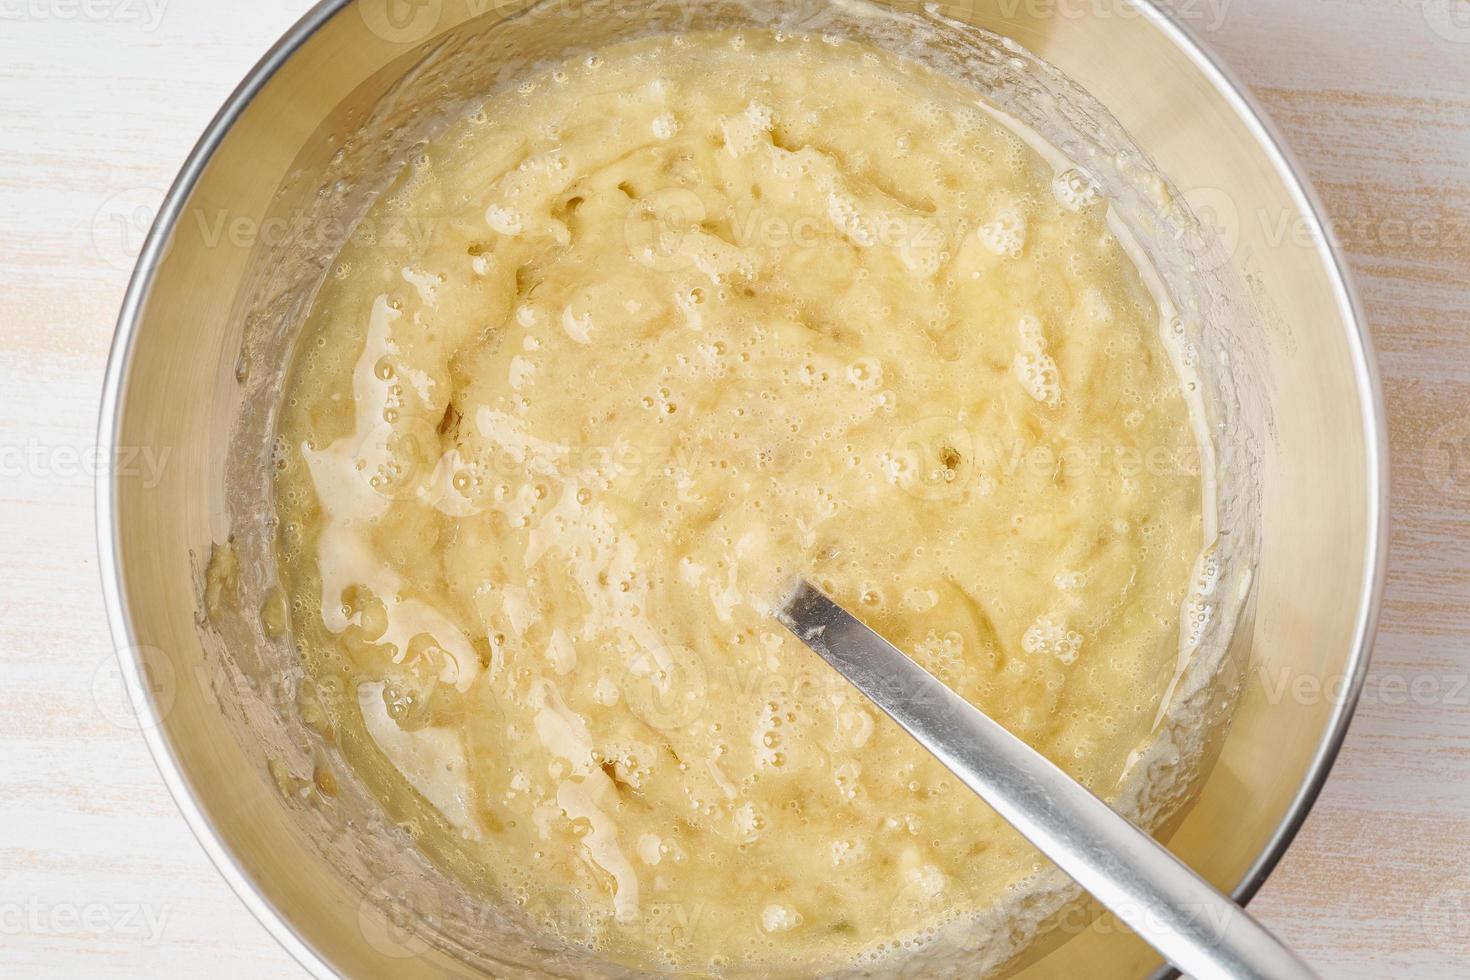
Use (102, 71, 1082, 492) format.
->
(274, 29, 1203, 975)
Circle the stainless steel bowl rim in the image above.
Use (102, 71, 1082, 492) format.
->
(95, 2, 1389, 976)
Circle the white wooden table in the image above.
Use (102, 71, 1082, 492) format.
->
(1, 1, 1466, 976)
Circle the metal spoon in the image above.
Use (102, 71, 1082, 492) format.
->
(776, 579, 1318, 980)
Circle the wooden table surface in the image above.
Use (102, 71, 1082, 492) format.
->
(1, 1, 1466, 976)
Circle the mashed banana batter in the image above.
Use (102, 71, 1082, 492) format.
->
(274, 29, 1203, 975)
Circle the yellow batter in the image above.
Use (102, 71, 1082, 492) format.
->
(274, 29, 1203, 975)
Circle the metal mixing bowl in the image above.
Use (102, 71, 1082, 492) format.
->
(97, 1, 1387, 976)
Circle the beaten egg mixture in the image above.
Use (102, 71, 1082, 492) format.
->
(274, 28, 1203, 975)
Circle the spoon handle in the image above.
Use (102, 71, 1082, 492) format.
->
(776, 580, 1318, 980)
